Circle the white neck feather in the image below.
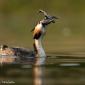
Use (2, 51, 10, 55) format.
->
(34, 39, 46, 65)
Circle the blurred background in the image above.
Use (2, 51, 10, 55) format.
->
(0, 0, 85, 53)
(0, 0, 85, 85)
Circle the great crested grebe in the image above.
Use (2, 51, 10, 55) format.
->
(0, 10, 58, 65)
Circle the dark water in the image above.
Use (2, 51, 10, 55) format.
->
(0, 55, 85, 85)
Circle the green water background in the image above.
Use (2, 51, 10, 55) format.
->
(0, 1, 85, 85)
(0, 0, 85, 53)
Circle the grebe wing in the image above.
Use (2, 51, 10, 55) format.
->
(12, 47, 35, 57)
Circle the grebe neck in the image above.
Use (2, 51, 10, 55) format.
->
(34, 38, 46, 65)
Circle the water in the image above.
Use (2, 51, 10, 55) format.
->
(0, 54, 85, 85)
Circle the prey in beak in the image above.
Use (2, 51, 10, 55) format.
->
(31, 10, 59, 32)
(39, 9, 58, 23)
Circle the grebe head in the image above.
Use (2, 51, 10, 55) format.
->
(32, 10, 58, 40)
(31, 10, 58, 32)
(0, 45, 8, 51)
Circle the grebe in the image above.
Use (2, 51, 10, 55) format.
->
(0, 10, 58, 65)
(0, 45, 15, 55)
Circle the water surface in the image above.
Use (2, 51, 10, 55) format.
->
(0, 53, 85, 85)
